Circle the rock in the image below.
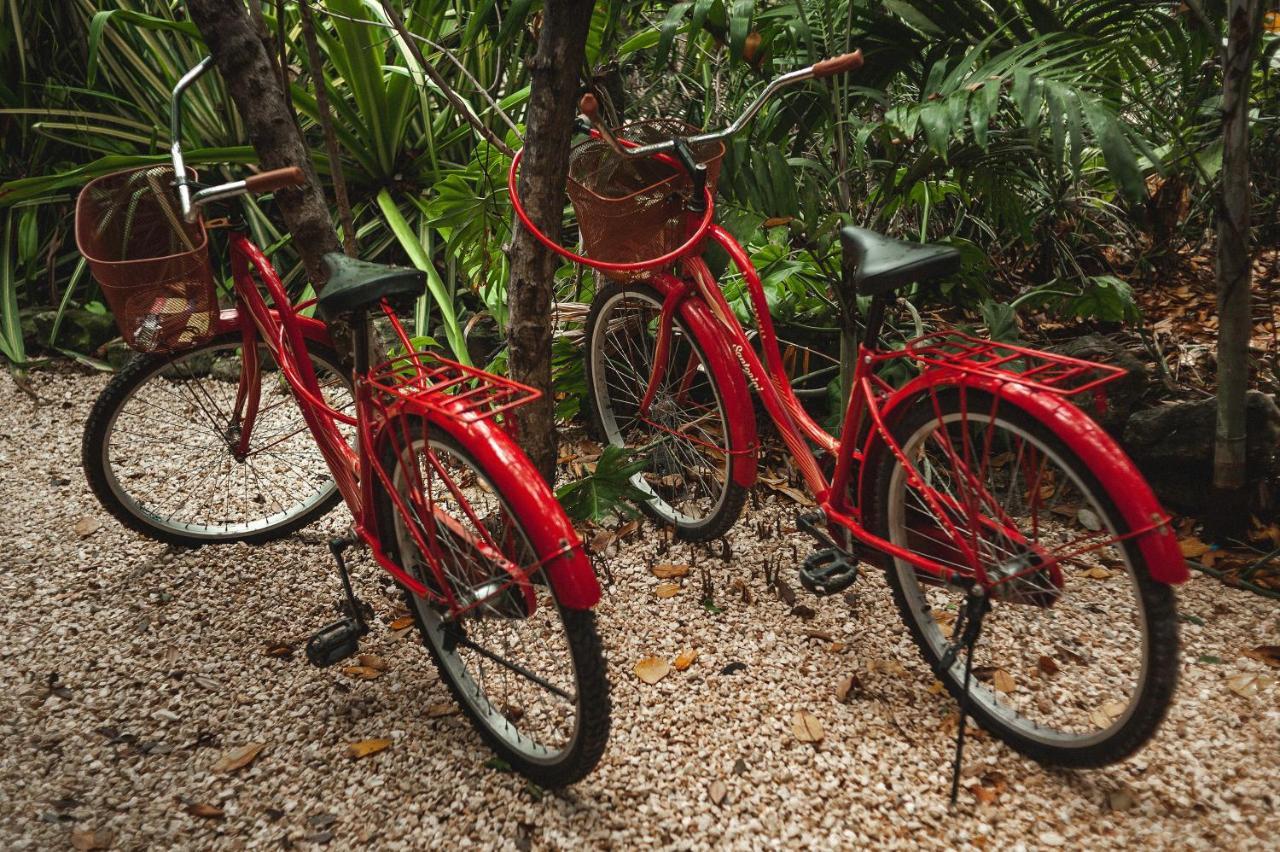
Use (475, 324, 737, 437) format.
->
(1049, 334, 1148, 434)
(1123, 390, 1280, 513)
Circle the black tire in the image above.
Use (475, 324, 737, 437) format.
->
(374, 424, 610, 788)
(865, 388, 1178, 768)
(584, 280, 748, 541)
(82, 334, 350, 546)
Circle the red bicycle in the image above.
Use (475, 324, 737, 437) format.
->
(77, 58, 609, 787)
(511, 51, 1185, 775)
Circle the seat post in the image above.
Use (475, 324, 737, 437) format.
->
(862, 295, 890, 351)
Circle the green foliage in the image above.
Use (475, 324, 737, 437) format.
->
(555, 445, 653, 522)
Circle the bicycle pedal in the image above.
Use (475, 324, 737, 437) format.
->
(799, 548, 860, 597)
(305, 619, 368, 668)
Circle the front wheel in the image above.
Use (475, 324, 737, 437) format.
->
(374, 422, 610, 787)
(584, 280, 748, 541)
(866, 387, 1178, 768)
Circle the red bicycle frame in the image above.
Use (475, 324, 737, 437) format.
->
(509, 147, 1187, 591)
(208, 233, 601, 611)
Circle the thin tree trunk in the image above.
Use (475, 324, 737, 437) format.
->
(506, 1, 596, 482)
(186, 0, 342, 291)
(1213, 0, 1263, 495)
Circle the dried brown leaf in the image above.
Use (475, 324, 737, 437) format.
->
(1037, 655, 1060, 676)
(992, 669, 1016, 693)
(389, 616, 415, 631)
(672, 649, 699, 671)
(1178, 536, 1211, 558)
(341, 665, 384, 680)
(211, 742, 266, 773)
(708, 779, 728, 807)
(70, 829, 114, 850)
(346, 738, 392, 759)
(185, 803, 225, 820)
(652, 563, 691, 579)
(654, 582, 681, 599)
(426, 703, 457, 718)
(792, 711, 824, 743)
(1243, 645, 1280, 668)
(634, 656, 671, 685)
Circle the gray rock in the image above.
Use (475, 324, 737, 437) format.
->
(1123, 390, 1280, 512)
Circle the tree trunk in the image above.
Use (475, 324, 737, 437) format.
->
(186, 0, 341, 290)
(1212, 0, 1263, 499)
(506, 1, 596, 482)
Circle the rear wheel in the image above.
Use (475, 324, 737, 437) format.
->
(584, 280, 747, 540)
(375, 424, 610, 787)
(867, 388, 1178, 767)
(82, 334, 352, 546)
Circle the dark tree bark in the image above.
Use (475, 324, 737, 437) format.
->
(1212, 0, 1265, 500)
(186, 0, 342, 290)
(506, 1, 596, 481)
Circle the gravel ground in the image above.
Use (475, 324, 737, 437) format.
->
(2, 367, 1277, 850)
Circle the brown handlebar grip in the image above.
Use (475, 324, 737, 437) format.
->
(811, 49, 863, 79)
(243, 166, 306, 193)
(579, 92, 600, 121)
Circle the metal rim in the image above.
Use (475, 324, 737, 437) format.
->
(100, 341, 349, 540)
(590, 287, 733, 529)
(886, 410, 1152, 749)
(394, 437, 583, 765)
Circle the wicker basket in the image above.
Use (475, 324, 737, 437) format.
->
(566, 120, 724, 280)
(76, 165, 218, 353)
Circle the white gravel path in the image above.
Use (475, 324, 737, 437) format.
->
(1, 367, 1277, 850)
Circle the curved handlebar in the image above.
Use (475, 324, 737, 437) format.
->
(578, 49, 863, 163)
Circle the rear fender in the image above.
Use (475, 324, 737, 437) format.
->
(377, 411, 602, 610)
(649, 273, 759, 488)
(863, 372, 1187, 585)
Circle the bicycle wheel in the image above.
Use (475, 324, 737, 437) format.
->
(374, 423, 610, 788)
(584, 280, 746, 540)
(83, 334, 353, 546)
(866, 388, 1178, 767)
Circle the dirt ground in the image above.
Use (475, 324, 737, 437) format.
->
(1, 368, 1277, 850)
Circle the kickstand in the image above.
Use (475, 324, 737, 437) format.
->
(330, 537, 369, 629)
(946, 587, 989, 807)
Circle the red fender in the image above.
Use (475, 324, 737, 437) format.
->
(864, 372, 1187, 585)
(379, 411, 602, 610)
(648, 273, 759, 488)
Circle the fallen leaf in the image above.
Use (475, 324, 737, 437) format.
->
(708, 779, 728, 806)
(1226, 672, 1277, 697)
(1082, 566, 1113, 580)
(615, 520, 640, 539)
(765, 481, 814, 506)
(792, 711, 823, 743)
(357, 654, 388, 671)
(185, 803, 224, 820)
(1101, 699, 1128, 717)
(588, 530, 616, 554)
(211, 742, 266, 773)
(654, 582, 680, 599)
(389, 616, 415, 631)
(869, 659, 906, 676)
(927, 680, 946, 695)
(672, 649, 699, 671)
(1179, 536, 1211, 558)
(775, 579, 796, 607)
(70, 829, 114, 850)
(970, 783, 998, 804)
(1200, 549, 1221, 569)
(652, 563, 691, 579)
(804, 629, 834, 642)
(634, 656, 671, 685)
(1037, 655, 1060, 676)
(74, 517, 101, 539)
(341, 665, 383, 680)
(1077, 508, 1102, 531)
(1108, 789, 1136, 811)
(346, 738, 392, 759)
(1089, 707, 1112, 729)
(835, 674, 862, 702)
(426, 703, 457, 718)
(790, 604, 816, 619)
(992, 669, 1016, 693)
(1243, 645, 1280, 668)
(827, 642, 846, 654)
(263, 642, 293, 658)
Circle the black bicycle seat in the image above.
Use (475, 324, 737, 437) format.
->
(840, 227, 961, 297)
(316, 253, 426, 317)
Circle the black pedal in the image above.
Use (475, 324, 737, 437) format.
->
(799, 548, 860, 597)
(305, 619, 368, 668)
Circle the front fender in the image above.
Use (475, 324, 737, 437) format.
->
(384, 411, 602, 610)
(866, 371, 1187, 585)
(650, 273, 759, 488)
